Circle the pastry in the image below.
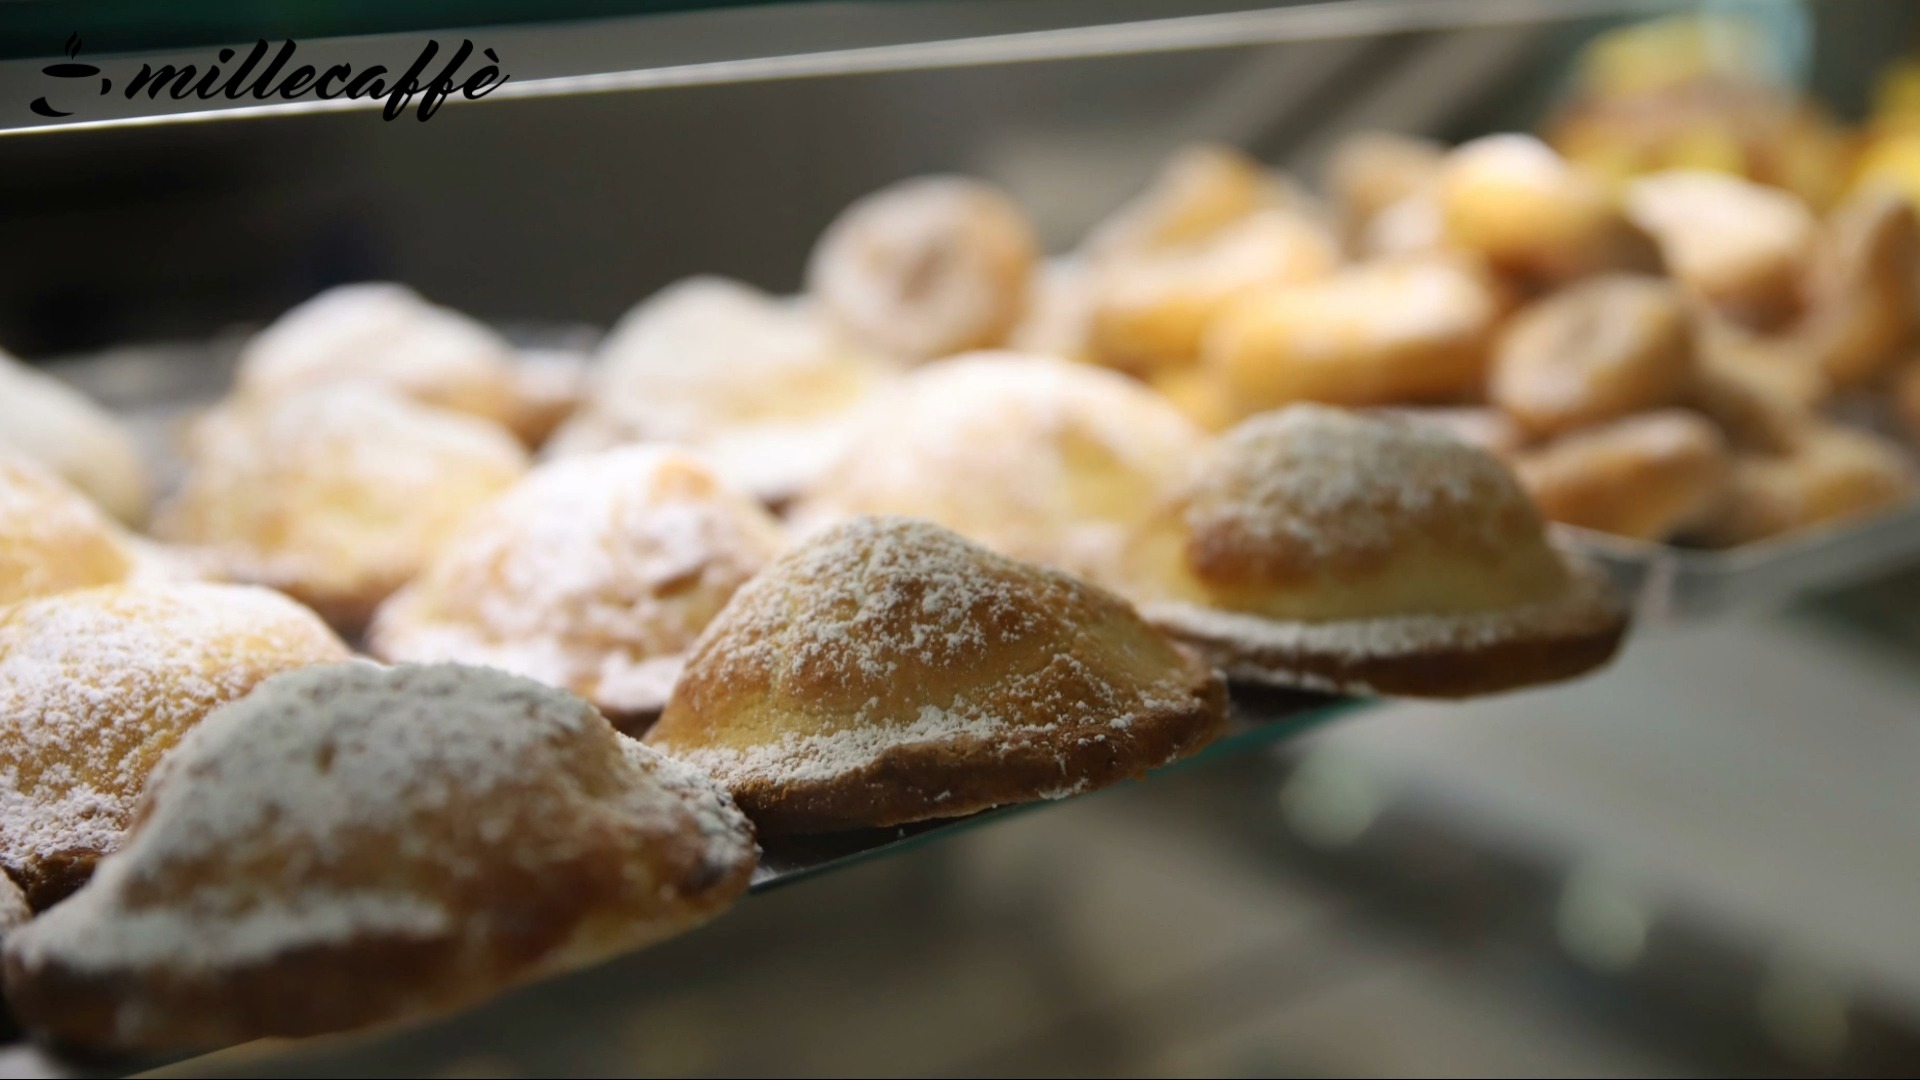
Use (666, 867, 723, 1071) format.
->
(1437, 134, 1658, 284)
(545, 277, 899, 505)
(806, 176, 1039, 362)
(233, 282, 536, 440)
(1080, 143, 1294, 262)
(1690, 422, 1915, 547)
(1204, 255, 1501, 417)
(1365, 406, 1527, 461)
(1624, 169, 1816, 327)
(1, 457, 142, 608)
(1008, 257, 1098, 362)
(1324, 130, 1446, 246)
(370, 446, 787, 727)
(1691, 321, 1824, 454)
(154, 384, 529, 636)
(3, 663, 756, 1054)
(1087, 208, 1339, 373)
(790, 351, 1210, 585)
(1490, 275, 1695, 437)
(1515, 410, 1731, 541)
(1797, 189, 1919, 389)
(1118, 405, 1629, 696)
(0, 582, 349, 910)
(508, 347, 590, 448)
(644, 516, 1227, 835)
(0, 351, 150, 525)
(1147, 366, 1239, 434)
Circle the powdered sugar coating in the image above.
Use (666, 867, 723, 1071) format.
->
(0, 455, 138, 607)
(0, 583, 349, 907)
(370, 446, 787, 717)
(0, 351, 150, 525)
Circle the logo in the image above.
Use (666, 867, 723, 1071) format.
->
(32, 34, 510, 121)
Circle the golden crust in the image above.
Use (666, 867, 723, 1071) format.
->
(1515, 410, 1731, 541)
(1437, 134, 1659, 285)
(1490, 275, 1696, 437)
(0, 457, 139, 608)
(1690, 422, 1915, 547)
(644, 516, 1229, 836)
(1798, 189, 1920, 389)
(0, 584, 349, 910)
(0, 355, 151, 527)
(2, 663, 756, 1056)
(1623, 169, 1815, 327)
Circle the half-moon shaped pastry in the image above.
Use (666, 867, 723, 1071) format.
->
(1515, 410, 1731, 542)
(0, 583, 349, 910)
(806, 176, 1039, 362)
(232, 282, 550, 440)
(645, 516, 1227, 835)
(789, 351, 1210, 585)
(3, 662, 756, 1055)
(1, 457, 141, 608)
(1118, 405, 1629, 697)
(1624, 169, 1815, 327)
(0, 351, 150, 526)
(370, 446, 788, 726)
(545, 276, 900, 504)
(1490, 275, 1696, 437)
(154, 384, 529, 635)
(1690, 421, 1915, 547)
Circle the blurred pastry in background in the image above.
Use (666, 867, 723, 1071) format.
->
(1, 457, 144, 607)
(1324, 130, 1446, 250)
(1008, 257, 1098, 362)
(1079, 142, 1298, 263)
(232, 282, 542, 441)
(0, 582, 348, 910)
(1365, 406, 1526, 461)
(4, 663, 756, 1055)
(154, 385, 529, 635)
(0, 350, 151, 525)
(1119, 405, 1628, 697)
(1515, 410, 1731, 542)
(1692, 331, 1822, 456)
(548, 276, 898, 506)
(507, 347, 591, 448)
(1204, 255, 1501, 417)
(1794, 188, 1920, 389)
(1148, 366, 1239, 434)
(792, 351, 1208, 585)
(1690, 421, 1915, 547)
(806, 176, 1039, 362)
(370, 446, 787, 728)
(1436, 133, 1659, 285)
(1490, 274, 1695, 437)
(1623, 169, 1815, 327)
(644, 515, 1227, 835)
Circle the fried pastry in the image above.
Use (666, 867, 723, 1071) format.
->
(806, 176, 1039, 362)
(1624, 170, 1816, 327)
(1691, 321, 1825, 454)
(1490, 275, 1695, 437)
(1118, 405, 1628, 697)
(1515, 410, 1731, 542)
(234, 282, 535, 439)
(1690, 422, 1915, 547)
(790, 351, 1210, 584)
(1204, 255, 1501, 417)
(1088, 208, 1340, 373)
(1, 457, 142, 608)
(3, 663, 756, 1054)
(1080, 143, 1294, 262)
(370, 446, 787, 726)
(545, 277, 899, 504)
(644, 516, 1227, 835)
(0, 351, 150, 525)
(0, 583, 349, 911)
(154, 384, 529, 635)
(1324, 130, 1446, 246)
(1797, 189, 1920, 388)
(1437, 134, 1657, 284)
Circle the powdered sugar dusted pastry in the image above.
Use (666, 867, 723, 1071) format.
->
(546, 277, 899, 504)
(1438, 134, 1656, 284)
(1204, 256, 1501, 417)
(1490, 275, 1695, 437)
(790, 352, 1210, 585)
(1365, 406, 1526, 461)
(1081, 143, 1294, 262)
(0, 583, 349, 911)
(1515, 410, 1731, 541)
(644, 516, 1227, 835)
(806, 176, 1039, 362)
(154, 385, 529, 635)
(1119, 406, 1628, 697)
(234, 282, 533, 439)
(0, 351, 150, 525)
(1, 457, 142, 608)
(3, 663, 756, 1054)
(370, 447, 787, 726)
(1624, 170, 1815, 327)
(1690, 422, 1915, 547)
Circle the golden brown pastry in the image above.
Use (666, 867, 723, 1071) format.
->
(806, 176, 1039, 362)
(1118, 405, 1629, 697)
(0, 351, 150, 526)
(1797, 189, 1920, 389)
(545, 276, 899, 505)
(1624, 169, 1816, 327)
(1490, 275, 1695, 437)
(644, 516, 1227, 835)
(0, 583, 349, 911)
(1515, 410, 1731, 541)
(1436, 134, 1657, 285)
(1087, 208, 1340, 373)
(1324, 130, 1446, 246)
(1147, 366, 1239, 435)
(791, 351, 1210, 585)
(1, 457, 142, 608)
(1691, 320, 1825, 454)
(1365, 406, 1527, 461)
(233, 282, 536, 440)
(370, 446, 787, 727)
(1080, 143, 1293, 262)
(1690, 422, 1916, 547)
(3, 662, 756, 1055)
(154, 384, 529, 635)
(1204, 255, 1502, 417)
